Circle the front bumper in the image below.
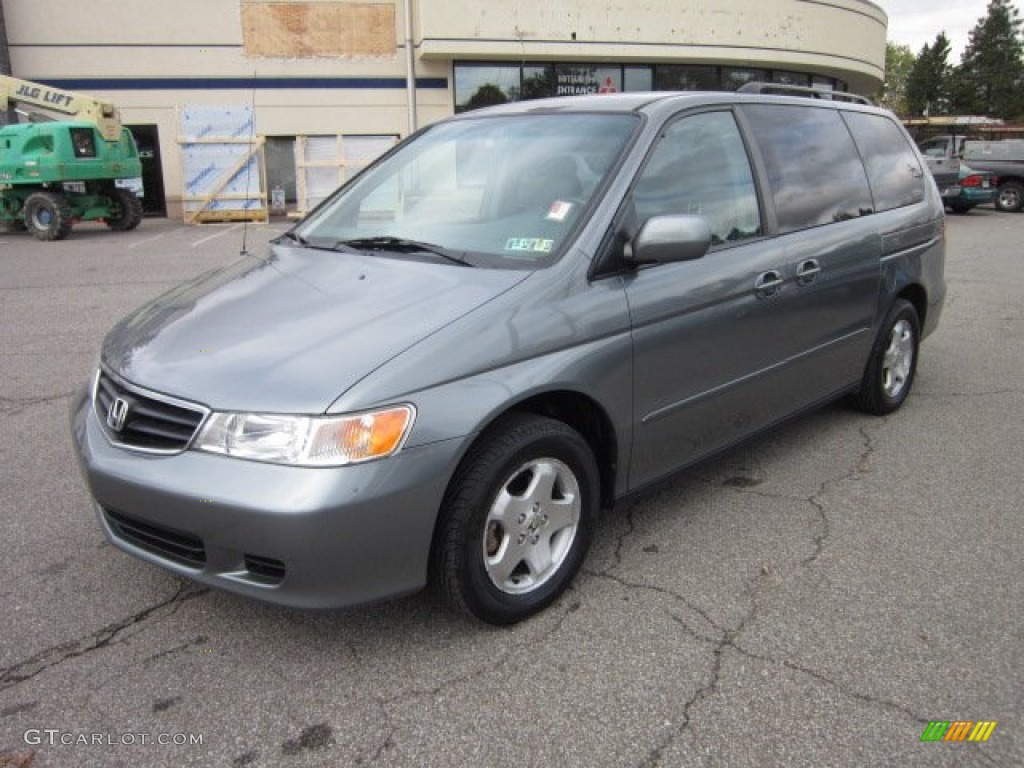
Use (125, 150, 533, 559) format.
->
(70, 384, 461, 609)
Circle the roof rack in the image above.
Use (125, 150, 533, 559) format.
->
(737, 82, 873, 105)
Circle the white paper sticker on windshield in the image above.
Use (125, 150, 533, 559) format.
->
(546, 201, 573, 221)
(505, 238, 554, 253)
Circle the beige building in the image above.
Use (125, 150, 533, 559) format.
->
(4, 0, 888, 219)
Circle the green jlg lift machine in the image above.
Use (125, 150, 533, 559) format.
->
(0, 76, 143, 240)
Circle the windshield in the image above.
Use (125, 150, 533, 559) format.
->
(295, 112, 639, 268)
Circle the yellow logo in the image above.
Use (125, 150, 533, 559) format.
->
(920, 721, 996, 742)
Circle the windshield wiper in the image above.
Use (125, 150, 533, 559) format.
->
(336, 236, 475, 267)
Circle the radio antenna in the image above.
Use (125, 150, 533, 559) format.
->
(240, 68, 257, 257)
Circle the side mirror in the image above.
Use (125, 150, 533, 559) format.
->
(626, 214, 712, 265)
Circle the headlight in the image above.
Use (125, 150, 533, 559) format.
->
(193, 405, 415, 466)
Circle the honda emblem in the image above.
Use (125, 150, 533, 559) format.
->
(106, 397, 130, 432)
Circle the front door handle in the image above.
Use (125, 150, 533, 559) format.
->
(795, 259, 821, 286)
(754, 270, 784, 299)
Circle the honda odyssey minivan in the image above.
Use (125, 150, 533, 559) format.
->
(72, 85, 946, 624)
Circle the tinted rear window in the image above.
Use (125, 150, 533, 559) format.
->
(842, 111, 926, 212)
(743, 105, 874, 234)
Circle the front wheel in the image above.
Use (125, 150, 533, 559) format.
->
(853, 299, 920, 415)
(431, 414, 599, 625)
(106, 187, 143, 231)
(995, 180, 1023, 213)
(24, 191, 73, 241)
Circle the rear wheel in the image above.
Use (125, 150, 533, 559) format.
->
(24, 191, 73, 241)
(431, 413, 599, 625)
(106, 187, 144, 231)
(853, 299, 920, 415)
(995, 180, 1023, 213)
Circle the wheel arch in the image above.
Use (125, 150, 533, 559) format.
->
(896, 283, 927, 328)
(996, 176, 1024, 212)
(426, 390, 616, 621)
(436, 388, 620, 515)
(511, 390, 619, 510)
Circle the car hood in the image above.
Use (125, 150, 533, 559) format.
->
(102, 244, 530, 413)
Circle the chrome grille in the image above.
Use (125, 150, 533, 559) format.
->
(94, 370, 206, 453)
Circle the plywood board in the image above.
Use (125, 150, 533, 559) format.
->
(242, 2, 396, 58)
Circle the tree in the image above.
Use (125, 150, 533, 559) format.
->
(464, 84, 508, 112)
(880, 42, 916, 116)
(905, 33, 952, 116)
(949, 0, 1024, 118)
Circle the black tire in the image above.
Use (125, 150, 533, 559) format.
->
(995, 180, 1024, 213)
(106, 187, 143, 231)
(949, 201, 973, 214)
(853, 299, 920, 416)
(24, 191, 73, 241)
(431, 413, 600, 625)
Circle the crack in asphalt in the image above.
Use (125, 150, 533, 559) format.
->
(638, 576, 762, 768)
(142, 634, 210, 666)
(914, 388, 1021, 398)
(0, 278, 181, 291)
(588, 421, 933, 766)
(728, 643, 930, 724)
(367, 703, 397, 765)
(610, 503, 637, 571)
(358, 589, 585, 762)
(803, 423, 875, 567)
(399, 591, 583, 701)
(0, 583, 208, 692)
(0, 391, 74, 415)
(587, 569, 723, 644)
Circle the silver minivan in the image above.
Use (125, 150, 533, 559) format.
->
(71, 87, 946, 624)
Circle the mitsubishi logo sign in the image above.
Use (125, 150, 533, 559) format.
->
(106, 397, 130, 432)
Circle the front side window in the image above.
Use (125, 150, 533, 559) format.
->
(296, 113, 639, 268)
(742, 105, 874, 233)
(843, 112, 926, 212)
(631, 111, 762, 246)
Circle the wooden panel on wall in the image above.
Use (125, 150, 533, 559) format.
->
(242, 2, 396, 58)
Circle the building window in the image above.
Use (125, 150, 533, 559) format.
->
(454, 64, 523, 111)
(770, 70, 811, 87)
(522, 65, 557, 100)
(624, 66, 653, 92)
(655, 65, 719, 91)
(453, 62, 846, 112)
(723, 67, 767, 90)
(554, 64, 622, 96)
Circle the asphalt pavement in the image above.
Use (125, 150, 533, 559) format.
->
(1, 211, 1021, 767)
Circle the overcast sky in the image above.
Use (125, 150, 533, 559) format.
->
(879, 0, 1023, 61)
